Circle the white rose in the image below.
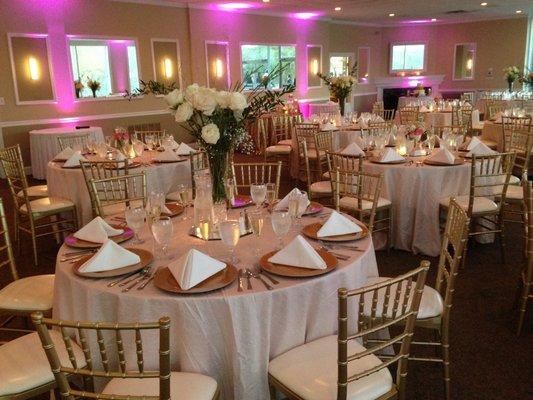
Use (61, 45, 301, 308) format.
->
(216, 91, 231, 108)
(228, 92, 248, 111)
(201, 123, 220, 145)
(164, 89, 183, 107)
(189, 87, 218, 116)
(184, 84, 200, 102)
(174, 102, 193, 122)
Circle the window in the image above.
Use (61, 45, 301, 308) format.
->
(127, 45, 140, 92)
(241, 44, 296, 90)
(329, 56, 350, 76)
(391, 43, 426, 72)
(70, 41, 112, 97)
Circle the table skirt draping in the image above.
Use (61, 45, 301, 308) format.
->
(308, 102, 339, 116)
(364, 159, 471, 256)
(423, 111, 452, 128)
(30, 127, 104, 179)
(47, 153, 192, 225)
(53, 209, 379, 400)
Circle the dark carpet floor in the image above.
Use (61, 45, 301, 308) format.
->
(1, 154, 532, 399)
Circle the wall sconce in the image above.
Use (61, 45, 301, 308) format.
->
(311, 59, 319, 75)
(466, 59, 473, 70)
(163, 58, 173, 79)
(214, 58, 224, 79)
(28, 56, 40, 80)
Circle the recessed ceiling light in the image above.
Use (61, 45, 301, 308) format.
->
(431, 18, 437, 21)
(334, 6, 341, 11)
(389, 13, 395, 17)
(262, 0, 270, 2)
(516, 10, 523, 14)
(480, 2, 487, 6)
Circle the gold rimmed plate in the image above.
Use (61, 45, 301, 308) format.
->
(302, 221, 369, 242)
(423, 158, 465, 166)
(64, 225, 134, 248)
(259, 249, 337, 278)
(162, 202, 184, 217)
(103, 162, 142, 170)
(153, 265, 238, 294)
(272, 201, 324, 216)
(369, 157, 406, 165)
(153, 158, 187, 163)
(230, 195, 254, 208)
(72, 248, 153, 278)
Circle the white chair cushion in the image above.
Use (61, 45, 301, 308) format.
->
(266, 145, 291, 155)
(103, 371, 218, 400)
(17, 185, 49, 198)
(339, 196, 391, 211)
(277, 139, 293, 146)
(439, 195, 498, 213)
(0, 331, 86, 396)
(364, 277, 444, 320)
(20, 197, 74, 214)
(310, 181, 332, 194)
(268, 335, 393, 400)
(509, 175, 520, 186)
(504, 185, 523, 200)
(306, 149, 327, 160)
(0, 274, 54, 312)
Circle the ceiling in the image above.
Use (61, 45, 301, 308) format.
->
(125, 0, 533, 25)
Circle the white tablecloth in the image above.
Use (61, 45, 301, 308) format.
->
(397, 96, 434, 109)
(308, 102, 339, 116)
(46, 151, 191, 225)
(364, 156, 472, 256)
(53, 209, 378, 400)
(423, 111, 452, 128)
(332, 130, 362, 151)
(474, 99, 524, 115)
(30, 127, 104, 179)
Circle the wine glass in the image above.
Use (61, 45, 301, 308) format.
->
(248, 210, 265, 257)
(265, 183, 277, 208)
(133, 140, 144, 158)
(145, 134, 155, 150)
(177, 184, 193, 221)
(219, 220, 240, 264)
(271, 210, 291, 249)
(198, 218, 211, 243)
(125, 205, 146, 244)
(151, 216, 173, 259)
(224, 178, 235, 207)
(250, 183, 267, 209)
(148, 192, 164, 226)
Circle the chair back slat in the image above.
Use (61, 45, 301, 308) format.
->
(399, 106, 419, 124)
(136, 328, 145, 373)
(337, 262, 429, 400)
(127, 123, 162, 136)
(133, 130, 166, 147)
(58, 134, 90, 152)
(326, 151, 363, 173)
(0, 145, 32, 213)
(230, 162, 282, 197)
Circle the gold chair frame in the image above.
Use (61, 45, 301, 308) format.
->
(301, 141, 332, 204)
(399, 106, 419, 125)
(57, 134, 90, 151)
(518, 180, 533, 335)
(230, 162, 282, 198)
(295, 123, 321, 179)
(133, 129, 166, 147)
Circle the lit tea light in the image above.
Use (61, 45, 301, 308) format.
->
(397, 145, 407, 156)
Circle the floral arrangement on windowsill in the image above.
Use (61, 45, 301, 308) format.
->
(317, 62, 358, 116)
(519, 70, 533, 89)
(74, 79, 84, 98)
(87, 79, 101, 98)
(503, 66, 521, 93)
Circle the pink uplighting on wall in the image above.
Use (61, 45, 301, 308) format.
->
(292, 12, 321, 20)
(217, 2, 256, 10)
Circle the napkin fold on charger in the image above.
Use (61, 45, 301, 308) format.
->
(341, 142, 365, 156)
(175, 142, 195, 155)
(380, 147, 405, 163)
(154, 148, 180, 162)
(274, 188, 310, 214)
(74, 216, 124, 243)
(168, 248, 226, 290)
(79, 239, 140, 273)
(317, 211, 362, 237)
(55, 147, 75, 161)
(63, 151, 88, 168)
(466, 142, 497, 157)
(268, 235, 326, 270)
(426, 147, 456, 165)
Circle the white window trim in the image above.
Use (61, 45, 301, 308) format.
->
(357, 46, 371, 85)
(452, 42, 476, 81)
(306, 44, 323, 89)
(389, 41, 428, 74)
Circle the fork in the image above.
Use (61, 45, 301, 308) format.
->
(137, 267, 160, 290)
(254, 265, 279, 285)
(122, 267, 152, 292)
(118, 266, 150, 287)
(318, 246, 350, 260)
(244, 268, 253, 290)
(237, 269, 244, 292)
(246, 268, 272, 290)
(319, 240, 363, 252)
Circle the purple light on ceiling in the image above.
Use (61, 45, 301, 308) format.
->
(292, 12, 321, 20)
(404, 19, 434, 24)
(217, 2, 255, 10)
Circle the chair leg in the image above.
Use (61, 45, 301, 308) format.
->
(30, 220, 38, 266)
(498, 215, 506, 265)
(461, 234, 470, 268)
(516, 278, 529, 336)
(268, 378, 277, 400)
(387, 206, 393, 253)
(441, 339, 451, 400)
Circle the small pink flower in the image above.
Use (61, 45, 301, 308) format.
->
(412, 128, 423, 136)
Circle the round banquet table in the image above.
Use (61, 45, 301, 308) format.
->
(422, 111, 452, 127)
(46, 151, 192, 225)
(364, 154, 472, 256)
(53, 208, 379, 400)
(30, 126, 104, 180)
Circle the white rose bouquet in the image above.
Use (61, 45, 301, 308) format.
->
(503, 66, 522, 92)
(317, 62, 358, 115)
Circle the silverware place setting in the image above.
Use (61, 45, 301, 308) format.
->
(246, 268, 273, 290)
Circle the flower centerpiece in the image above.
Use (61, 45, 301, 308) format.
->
(129, 64, 294, 202)
(317, 63, 358, 116)
(519, 70, 533, 90)
(112, 127, 135, 158)
(87, 78, 101, 98)
(74, 79, 84, 98)
(503, 66, 521, 93)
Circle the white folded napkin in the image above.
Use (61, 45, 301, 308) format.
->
(419, 105, 429, 113)
(427, 148, 455, 164)
(168, 248, 226, 290)
(472, 109, 481, 125)
(79, 239, 140, 273)
(168, 138, 180, 150)
(444, 105, 452, 112)
(74, 216, 124, 243)
(63, 151, 88, 168)
(341, 142, 364, 156)
(115, 152, 126, 161)
(268, 235, 326, 270)
(175, 142, 195, 155)
(317, 211, 362, 237)
(55, 147, 74, 161)
(321, 122, 336, 131)
(466, 142, 496, 157)
(154, 149, 180, 162)
(274, 188, 310, 213)
(380, 148, 405, 163)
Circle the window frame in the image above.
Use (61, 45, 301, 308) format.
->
(150, 38, 183, 91)
(66, 35, 142, 102)
(389, 41, 427, 74)
(239, 41, 297, 92)
(329, 52, 355, 77)
(452, 42, 476, 81)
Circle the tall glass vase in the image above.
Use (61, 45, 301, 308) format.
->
(208, 150, 231, 203)
(338, 97, 346, 116)
(508, 80, 514, 93)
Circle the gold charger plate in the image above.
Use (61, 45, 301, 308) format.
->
(369, 157, 406, 165)
(153, 265, 238, 294)
(259, 249, 337, 278)
(72, 248, 153, 278)
(103, 162, 142, 170)
(423, 158, 465, 166)
(302, 221, 369, 242)
(271, 201, 323, 215)
(153, 158, 187, 163)
(162, 202, 184, 217)
(64, 225, 134, 248)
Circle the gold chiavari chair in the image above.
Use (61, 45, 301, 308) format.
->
(230, 161, 282, 198)
(372, 101, 384, 114)
(368, 121, 393, 136)
(268, 262, 429, 400)
(133, 129, 166, 147)
(399, 106, 419, 124)
(57, 133, 90, 151)
(32, 313, 220, 400)
(326, 151, 364, 174)
(294, 123, 321, 180)
(167, 150, 209, 201)
(262, 118, 293, 170)
(451, 104, 462, 127)
(314, 130, 333, 177)
(89, 172, 147, 218)
(382, 109, 396, 121)
(503, 116, 532, 156)
(0, 145, 48, 198)
(460, 92, 474, 103)
(460, 106, 473, 131)
(301, 141, 332, 203)
(439, 152, 516, 266)
(271, 114, 303, 146)
(127, 122, 161, 136)
(487, 102, 505, 120)
(363, 199, 469, 400)
(517, 179, 533, 335)
(80, 160, 131, 218)
(0, 198, 54, 342)
(0, 148, 78, 266)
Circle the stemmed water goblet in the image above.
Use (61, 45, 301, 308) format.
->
(151, 216, 173, 260)
(176, 184, 193, 221)
(219, 220, 240, 264)
(125, 205, 146, 244)
(271, 210, 291, 250)
(250, 183, 267, 209)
